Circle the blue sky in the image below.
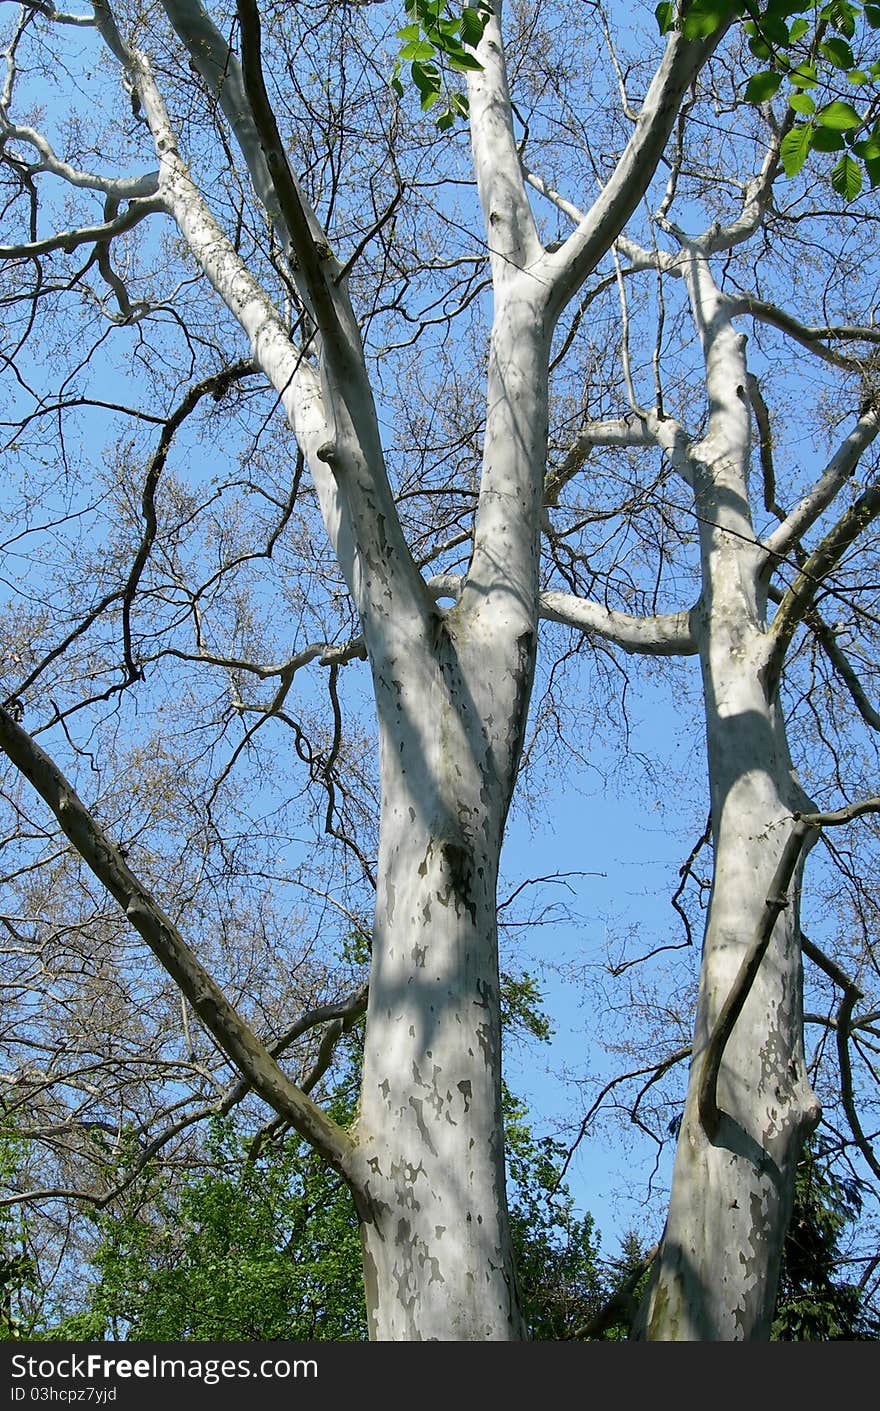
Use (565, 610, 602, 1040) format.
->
(499, 653, 707, 1255)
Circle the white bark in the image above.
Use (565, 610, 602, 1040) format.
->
(351, 621, 530, 1339)
(633, 243, 822, 1340)
(0, 0, 729, 1340)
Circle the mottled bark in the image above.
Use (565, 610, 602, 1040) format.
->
(346, 289, 547, 1337)
(0, 0, 727, 1341)
(351, 619, 530, 1339)
(634, 250, 821, 1339)
(633, 640, 821, 1339)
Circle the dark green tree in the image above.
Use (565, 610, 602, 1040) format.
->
(26, 1096, 615, 1342)
(772, 1142, 880, 1340)
(50, 1113, 366, 1342)
(8, 974, 622, 1342)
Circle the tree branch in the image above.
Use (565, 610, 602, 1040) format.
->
(0, 197, 164, 260)
(699, 799, 880, 1141)
(766, 478, 880, 696)
(543, 23, 730, 321)
(0, 706, 356, 1178)
(234, 0, 360, 374)
(465, 1, 542, 281)
(763, 406, 880, 565)
(569, 1244, 659, 1341)
(730, 295, 880, 372)
(539, 591, 698, 655)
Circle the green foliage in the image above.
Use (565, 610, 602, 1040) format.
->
(500, 969, 554, 1043)
(504, 1089, 609, 1338)
(655, 0, 880, 197)
(772, 1141, 880, 1340)
(46, 1114, 367, 1342)
(23, 1088, 621, 1342)
(22, 964, 577, 1341)
(391, 0, 492, 129)
(0, 1124, 39, 1341)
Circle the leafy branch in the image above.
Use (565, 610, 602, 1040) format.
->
(656, 0, 880, 198)
(391, 0, 491, 127)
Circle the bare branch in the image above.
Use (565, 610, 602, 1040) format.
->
(0, 705, 356, 1177)
(539, 592, 698, 656)
(699, 800, 880, 1141)
(763, 407, 880, 566)
(731, 295, 880, 372)
(0, 197, 165, 260)
(766, 478, 880, 696)
(543, 24, 731, 320)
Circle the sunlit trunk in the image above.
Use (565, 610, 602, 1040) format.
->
(350, 615, 532, 1340)
(348, 304, 547, 1340)
(635, 452, 821, 1339)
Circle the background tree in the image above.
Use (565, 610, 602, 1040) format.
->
(1, 990, 629, 1342)
(772, 1137, 880, 1339)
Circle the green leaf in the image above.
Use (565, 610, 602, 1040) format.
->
(746, 70, 783, 101)
(789, 17, 810, 40)
(865, 153, 880, 186)
(838, 1, 859, 37)
(748, 35, 773, 58)
(847, 70, 869, 83)
(821, 0, 857, 37)
(831, 151, 863, 198)
(789, 91, 816, 114)
(780, 121, 814, 175)
(395, 24, 421, 42)
(655, 0, 675, 33)
(681, 0, 734, 41)
(811, 125, 846, 149)
(789, 61, 818, 88)
(816, 99, 862, 129)
(853, 124, 880, 159)
(820, 37, 855, 69)
(761, 13, 791, 45)
(399, 39, 437, 61)
(867, 3, 880, 26)
(446, 50, 485, 71)
(410, 57, 441, 105)
(460, 6, 487, 47)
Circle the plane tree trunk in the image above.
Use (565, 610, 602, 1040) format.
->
(632, 246, 822, 1339)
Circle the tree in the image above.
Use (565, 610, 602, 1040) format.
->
(3, 1022, 625, 1341)
(772, 1138, 880, 1339)
(0, 0, 726, 1341)
(1, 0, 879, 1342)
(520, 7, 880, 1328)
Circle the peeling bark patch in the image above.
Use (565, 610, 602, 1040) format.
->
(504, 629, 536, 777)
(457, 1079, 472, 1112)
(408, 1095, 438, 1156)
(360, 1240, 381, 1341)
(438, 840, 477, 925)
